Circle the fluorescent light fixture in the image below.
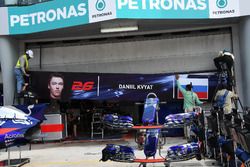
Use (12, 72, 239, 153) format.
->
(101, 26, 138, 33)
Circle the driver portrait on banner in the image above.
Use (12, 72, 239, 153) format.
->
(44, 73, 65, 114)
(48, 73, 64, 100)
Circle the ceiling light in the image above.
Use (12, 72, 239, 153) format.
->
(100, 26, 138, 33)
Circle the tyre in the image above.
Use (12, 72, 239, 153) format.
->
(196, 154, 202, 161)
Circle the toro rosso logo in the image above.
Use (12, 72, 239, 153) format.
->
(71, 81, 95, 91)
(0, 105, 34, 126)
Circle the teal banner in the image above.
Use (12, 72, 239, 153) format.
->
(0, 0, 243, 35)
(8, 0, 89, 34)
(116, 0, 209, 19)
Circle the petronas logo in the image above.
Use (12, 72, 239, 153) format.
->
(216, 0, 228, 8)
(96, 0, 106, 11)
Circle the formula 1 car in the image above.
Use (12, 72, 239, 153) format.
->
(0, 104, 47, 149)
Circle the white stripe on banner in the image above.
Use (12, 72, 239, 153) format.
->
(173, 77, 175, 99)
(178, 78, 208, 86)
(97, 75, 100, 96)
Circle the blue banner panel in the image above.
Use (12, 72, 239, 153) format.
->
(31, 72, 174, 102)
(30, 71, 218, 102)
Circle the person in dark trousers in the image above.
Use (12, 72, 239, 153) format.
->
(14, 50, 34, 95)
(67, 113, 78, 139)
(175, 74, 204, 139)
(214, 50, 235, 88)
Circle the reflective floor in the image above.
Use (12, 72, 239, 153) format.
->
(0, 137, 219, 167)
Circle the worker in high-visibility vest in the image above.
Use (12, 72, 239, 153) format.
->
(14, 50, 34, 94)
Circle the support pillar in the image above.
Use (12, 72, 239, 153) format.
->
(0, 36, 18, 105)
(239, 16, 250, 107)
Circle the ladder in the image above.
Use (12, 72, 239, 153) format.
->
(91, 112, 104, 139)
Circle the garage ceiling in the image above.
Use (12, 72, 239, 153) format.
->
(12, 18, 239, 42)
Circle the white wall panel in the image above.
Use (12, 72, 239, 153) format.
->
(29, 33, 231, 74)
(240, 0, 250, 16)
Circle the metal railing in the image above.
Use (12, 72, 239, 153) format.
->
(0, 0, 52, 7)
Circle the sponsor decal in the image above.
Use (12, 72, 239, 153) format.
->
(212, 10, 235, 15)
(209, 0, 238, 18)
(96, 0, 106, 11)
(88, 0, 116, 23)
(7, 0, 89, 34)
(5, 133, 24, 139)
(91, 11, 112, 19)
(4, 133, 25, 146)
(216, 0, 227, 8)
(9, 3, 87, 27)
(0, 105, 34, 125)
(117, 0, 207, 11)
(116, 0, 209, 19)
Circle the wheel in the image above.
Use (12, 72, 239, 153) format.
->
(139, 163, 147, 167)
(164, 162, 170, 167)
(196, 154, 202, 161)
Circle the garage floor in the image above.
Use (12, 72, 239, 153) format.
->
(0, 137, 220, 167)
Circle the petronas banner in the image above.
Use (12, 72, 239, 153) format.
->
(117, 0, 239, 19)
(0, 0, 247, 35)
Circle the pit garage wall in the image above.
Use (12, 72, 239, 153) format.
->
(0, 27, 243, 106)
(28, 29, 232, 74)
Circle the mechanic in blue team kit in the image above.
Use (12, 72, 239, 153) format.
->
(14, 50, 34, 94)
(175, 74, 204, 112)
